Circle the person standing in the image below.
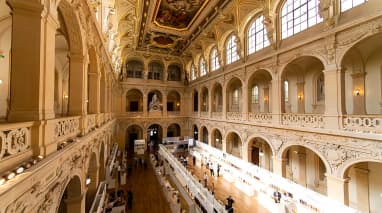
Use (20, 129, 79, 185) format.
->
(203, 172, 208, 187)
(217, 164, 220, 177)
(192, 155, 196, 166)
(127, 190, 133, 209)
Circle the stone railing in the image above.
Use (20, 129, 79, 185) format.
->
(125, 111, 144, 117)
(343, 115, 382, 134)
(281, 113, 324, 128)
(248, 112, 272, 123)
(167, 111, 180, 116)
(87, 114, 97, 132)
(97, 113, 105, 126)
(192, 112, 198, 117)
(226, 112, 243, 121)
(53, 116, 81, 141)
(200, 111, 209, 117)
(0, 122, 33, 162)
(159, 145, 227, 213)
(211, 112, 222, 119)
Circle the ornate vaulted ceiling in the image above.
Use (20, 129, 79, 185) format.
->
(116, 0, 266, 58)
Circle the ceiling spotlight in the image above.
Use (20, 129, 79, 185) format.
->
(24, 162, 32, 169)
(0, 177, 6, 186)
(15, 166, 24, 174)
(7, 172, 15, 180)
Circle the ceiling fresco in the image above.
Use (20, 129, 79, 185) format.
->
(136, 0, 231, 56)
(154, 0, 209, 30)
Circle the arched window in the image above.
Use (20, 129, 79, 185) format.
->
(341, 0, 368, 12)
(148, 62, 163, 80)
(252, 85, 259, 104)
(168, 64, 181, 81)
(210, 47, 220, 71)
(281, 0, 322, 39)
(248, 15, 269, 54)
(126, 60, 143, 78)
(284, 80, 289, 102)
(191, 64, 196, 80)
(226, 35, 239, 64)
(199, 57, 207, 77)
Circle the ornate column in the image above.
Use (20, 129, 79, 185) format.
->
(271, 78, 282, 125)
(324, 65, 344, 129)
(353, 167, 370, 213)
(162, 90, 167, 117)
(242, 85, 248, 120)
(68, 53, 87, 116)
(326, 175, 349, 205)
(143, 92, 148, 116)
(7, 0, 58, 121)
(88, 71, 101, 114)
(100, 71, 107, 113)
(272, 156, 286, 177)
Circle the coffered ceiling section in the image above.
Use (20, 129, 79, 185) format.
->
(136, 0, 231, 56)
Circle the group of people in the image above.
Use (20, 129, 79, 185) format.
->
(201, 156, 221, 177)
(105, 189, 133, 212)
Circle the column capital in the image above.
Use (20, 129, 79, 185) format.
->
(7, 0, 44, 13)
(325, 174, 350, 183)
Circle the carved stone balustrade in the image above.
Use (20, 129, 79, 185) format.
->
(200, 111, 209, 118)
(248, 113, 272, 124)
(343, 115, 382, 134)
(167, 111, 180, 117)
(87, 114, 97, 132)
(125, 112, 144, 117)
(192, 112, 198, 117)
(52, 116, 81, 142)
(227, 112, 243, 121)
(282, 113, 324, 128)
(211, 112, 222, 119)
(0, 122, 33, 173)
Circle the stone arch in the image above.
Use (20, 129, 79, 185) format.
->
(210, 127, 223, 149)
(245, 134, 275, 155)
(339, 158, 382, 178)
(166, 123, 181, 137)
(280, 55, 327, 78)
(56, 173, 84, 213)
(57, 1, 85, 56)
(192, 124, 199, 140)
(125, 124, 144, 152)
(278, 143, 332, 175)
(98, 141, 106, 181)
(199, 125, 209, 144)
(85, 152, 98, 212)
(225, 131, 244, 158)
(125, 88, 144, 112)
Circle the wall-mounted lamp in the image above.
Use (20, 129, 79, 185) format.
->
(63, 93, 69, 99)
(6, 172, 15, 180)
(86, 177, 91, 185)
(264, 96, 269, 102)
(0, 177, 5, 186)
(354, 89, 360, 96)
(297, 94, 303, 100)
(176, 102, 180, 107)
(15, 166, 24, 174)
(0, 80, 2, 85)
(194, 131, 198, 135)
(215, 138, 220, 142)
(259, 149, 264, 157)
